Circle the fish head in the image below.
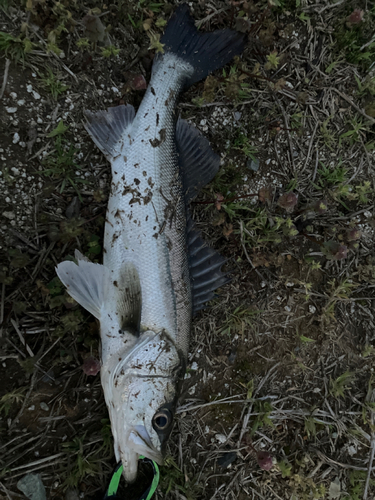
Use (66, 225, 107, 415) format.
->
(102, 330, 185, 483)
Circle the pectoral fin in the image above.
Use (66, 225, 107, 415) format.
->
(56, 250, 110, 320)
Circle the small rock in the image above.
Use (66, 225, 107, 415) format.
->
(247, 158, 260, 172)
(13, 132, 20, 144)
(217, 452, 237, 468)
(3, 211, 15, 220)
(17, 473, 47, 500)
(40, 402, 49, 411)
(215, 433, 227, 444)
(5, 106, 17, 113)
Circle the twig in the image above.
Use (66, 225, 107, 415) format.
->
(301, 122, 319, 174)
(0, 481, 13, 500)
(330, 88, 375, 125)
(363, 433, 375, 500)
(0, 282, 5, 337)
(240, 220, 266, 280)
(237, 362, 281, 447)
(317, 0, 346, 13)
(311, 149, 319, 183)
(9, 369, 38, 431)
(0, 59, 11, 99)
(273, 93, 296, 174)
(11, 319, 34, 357)
(363, 387, 375, 500)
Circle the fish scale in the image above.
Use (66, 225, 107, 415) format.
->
(56, 4, 245, 484)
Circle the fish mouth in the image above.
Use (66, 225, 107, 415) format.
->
(120, 426, 163, 483)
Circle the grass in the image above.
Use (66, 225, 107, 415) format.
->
(40, 129, 88, 200)
(1, 1, 375, 499)
(0, 31, 33, 62)
(39, 67, 69, 100)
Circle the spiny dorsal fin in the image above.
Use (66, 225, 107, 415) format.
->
(176, 118, 220, 204)
(187, 218, 230, 315)
(84, 104, 135, 161)
(116, 262, 142, 334)
(56, 250, 110, 320)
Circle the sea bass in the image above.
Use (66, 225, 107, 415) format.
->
(56, 5, 244, 483)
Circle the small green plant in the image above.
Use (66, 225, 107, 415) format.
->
(278, 459, 292, 478)
(333, 10, 375, 69)
(76, 37, 90, 50)
(232, 130, 257, 160)
(330, 371, 355, 398)
(0, 31, 34, 62)
(0, 388, 25, 416)
(159, 457, 198, 499)
(323, 279, 356, 320)
(251, 400, 274, 435)
(101, 45, 120, 58)
(39, 67, 69, 100)
(316, 160, 347, 188)
(219, 305, 261, 336)
(339, 117, 368, 146)
(62, 436, 101, 488)
(40, 122, 88, 199)
(222, 63, 252, 100)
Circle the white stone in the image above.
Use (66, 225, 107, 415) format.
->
(5, 107, 17, 113)
(3, 211, 15, 220)
(215, 434, 227, 444)
(12, 133, 20, 144)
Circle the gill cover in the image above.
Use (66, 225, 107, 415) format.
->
(101, 331, 184, 483)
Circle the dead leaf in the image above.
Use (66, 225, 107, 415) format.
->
(212, 212, 226, 226)
(215, 193, 225, 211)
(222, 223, 233, 239)
(258, 186, 273, 205)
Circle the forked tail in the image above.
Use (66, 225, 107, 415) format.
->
(155, 4, 246, 88)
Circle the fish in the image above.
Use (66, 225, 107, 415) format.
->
(56, 4, 244, 483)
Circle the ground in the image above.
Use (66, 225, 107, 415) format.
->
(1, 0, 375, 499)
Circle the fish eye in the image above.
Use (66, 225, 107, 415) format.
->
(152, 408, 172, 431)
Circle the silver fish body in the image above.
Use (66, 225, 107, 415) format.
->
(56, 5, 244, 483)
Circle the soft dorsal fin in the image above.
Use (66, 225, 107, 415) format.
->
(176, 118, 220, 204)
(187, 218, 230, 315)
(56, 250, 110, 320)
(84, 104, 135, 161)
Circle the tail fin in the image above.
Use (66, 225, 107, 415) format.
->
(159, 4, 245, 88)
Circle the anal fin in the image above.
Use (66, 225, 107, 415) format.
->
(187, 218, 230, 315)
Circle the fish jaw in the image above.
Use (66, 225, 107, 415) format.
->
(116, 427, 163, 483)
(101, 331, 184, 483)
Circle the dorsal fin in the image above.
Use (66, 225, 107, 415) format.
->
(84, 104, 135, 161)
(187, 218, 230, 315)
(176, 118, 220, 204)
